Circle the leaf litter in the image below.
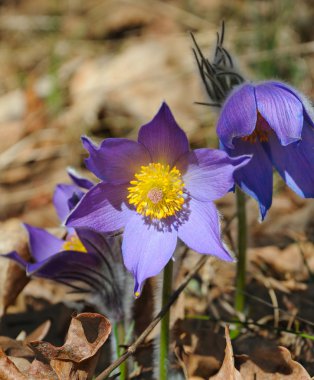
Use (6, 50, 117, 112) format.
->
(0, 0, 314, 379)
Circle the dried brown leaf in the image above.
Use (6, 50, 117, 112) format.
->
(209, 326, 242, 380)
(30, 313, 111, 362)
(24, 320, 51, 344)
(0, 320, 50, 362)
(27, 359, 57, 380)
(237, 345, 312, 379)
(0, 348, 27, 380)
(0, 336, 33, 359)
(0, 313, 110, 379)
(24, 81, 47, 134)
(29, 313, 111, 380)
(7, 356, 30, 372)
(0, 220, 30, 316)
(50, 359, 97, 380)
(173, 319, 225, 378)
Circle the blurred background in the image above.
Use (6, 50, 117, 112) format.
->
(1, 1, 314, 377)
(1, 0, 314, 225)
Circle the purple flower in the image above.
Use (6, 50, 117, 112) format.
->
(53, 168, 94, 223)
(66, 102, 250, 296)
(5, 225, 130, 320)
(217, 81, 314, 219)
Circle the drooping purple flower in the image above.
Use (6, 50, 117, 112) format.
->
(4, 168, 132, 319)
(217, 81, 314, 219)
(5, 225, 131, 320)
(66, 102, 250, 296)
(53, 168, 94, 224)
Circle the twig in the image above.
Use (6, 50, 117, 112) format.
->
(185, 314, 314, 341)
(241, 290, 314, 328)
(266, 283, 280, 329)
(95, 254, 208, 379)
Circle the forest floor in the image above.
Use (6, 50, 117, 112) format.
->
(0, 0, 314, 379)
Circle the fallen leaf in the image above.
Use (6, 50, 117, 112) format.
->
(236, 344, 312, 379)
(27, 359, 57, 380)
(30, 313, 110, 362)
(0, 313, 111, 379)
(209, 326, 242, 380)
(0, 336, 34, 359)
(30, 312, 111, 380)
(0, 220, 30, 316)
(7, 356, 31, 373)
(24, 320, 51, 344)
(24, 79, 47, 134)
(173, 319, 225, 378)
(0, 319, 51, 377)
(0, 348, 27, 380)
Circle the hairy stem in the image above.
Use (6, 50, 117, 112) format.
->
(114, 321, 127, 380)
(159, 259, 174, 380)
(235, 187, 247, 315)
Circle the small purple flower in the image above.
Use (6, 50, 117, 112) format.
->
(66, 102, 250, 296)
(5, 170, 130, 319)
(217, 81, 314, 219)
(53, 168, 94, 223)
(5, 225, 130, 320)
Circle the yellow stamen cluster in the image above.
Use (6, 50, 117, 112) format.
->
(62, 235, 87, 253)
(127, 163, 185, 220)
(242, 112, 270, 144)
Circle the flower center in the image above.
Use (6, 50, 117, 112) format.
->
(127, 163, 185, 220)
(62, 235, 87, 253)
(241, 112, 271, 143)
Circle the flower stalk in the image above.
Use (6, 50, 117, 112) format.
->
(235, 187, 247, 315)
(113, 321, 127, 380)
(159, 259, 173, 380)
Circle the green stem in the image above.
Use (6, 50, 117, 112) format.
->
(159, 259, 174, 380)
(113, 321, 127, 380)
(235, 187, 247, 315)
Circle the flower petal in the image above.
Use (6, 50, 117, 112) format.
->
(53, 184, 84, 222)
(269, 81, 314, 128)
(217, 83, 257, 148)
(75, 228, 115, 257)
(256, 82, 303, 146)
(3, 251, 27, 269)
(266, 124, 314, 198)
(223, 139, 273, 220)
(25, 250, 100, 277)
(24, 224, 64, 262)
(67, 167, 94, 189)
(176, 149, 251, 201)
(66, 183, 133, 233)
(122, 213, 178, 295)
(138, 102, 189, 166)
(177, 199, 233, 261)
(82, 137, 150, 184)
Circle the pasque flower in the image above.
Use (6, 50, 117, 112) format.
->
(66, 102, 250, 296)
(217, 81, 314, 219)
(6, 227, 130, 320)
(53, 167, 94, 224)
(5, 172, 131, 320)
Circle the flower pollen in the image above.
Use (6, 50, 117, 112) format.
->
(147, 188, 163, 204)
(62, 235, 87, 253)
(242, 112, 271, 144)
(127, 163, 185, 220)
